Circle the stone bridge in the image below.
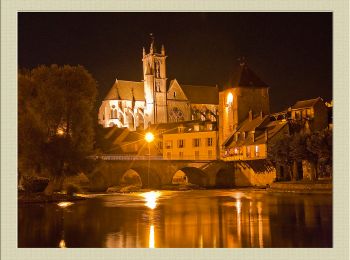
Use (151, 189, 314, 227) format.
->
(86, 157, 235, 191)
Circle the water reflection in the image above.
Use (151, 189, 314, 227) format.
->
(141, 191, 161, 209)
(57, 202, 74, 208)
(149, 225, 155, 248)
(18, 190, 332, 248)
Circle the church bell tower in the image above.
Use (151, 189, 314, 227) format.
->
(142, 34, 168, 127)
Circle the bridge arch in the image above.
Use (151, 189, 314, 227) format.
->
(173, 167, 208, 187)
(120, 169, 142, 187)
(215, 168, 235, 188)
(120, 167, 161, 189)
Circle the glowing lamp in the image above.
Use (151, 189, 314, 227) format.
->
(227, 92, 233, 106)
(57, 128, 65, 136)
(145, 132, 154, 143)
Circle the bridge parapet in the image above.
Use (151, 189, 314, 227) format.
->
(88, 154, 218, 162)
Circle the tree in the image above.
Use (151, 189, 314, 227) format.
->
(306, 128, 332, 178)
(267, 134, 293, 181)
(18, 65, 97, 193)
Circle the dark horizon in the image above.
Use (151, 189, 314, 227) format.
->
(18, 12, 332, 112)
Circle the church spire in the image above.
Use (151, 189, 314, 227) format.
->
(149, 33, 155, 54)
(142, 47, 145, 57)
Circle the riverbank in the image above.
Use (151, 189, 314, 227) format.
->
(267, 180, 332, 194)
(18, 191, 87, 204)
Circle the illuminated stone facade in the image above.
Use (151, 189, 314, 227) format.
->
(98, 40, 218, 130)
(218, 62, 270, 146)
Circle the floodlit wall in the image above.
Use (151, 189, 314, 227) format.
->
(163, 130, 218, 160)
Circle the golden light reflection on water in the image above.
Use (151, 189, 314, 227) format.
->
(18, 191, 332, 248)
(57, 202, 73, 208)
(236, 199, 242, 246)
(141, 191, 161, 209)
(149, 225, 155, 248)
(257, 201, 264, 248)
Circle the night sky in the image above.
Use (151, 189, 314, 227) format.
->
(18, 12, 332, 112)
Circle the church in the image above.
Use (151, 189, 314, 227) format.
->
(98, 38, 219, 130)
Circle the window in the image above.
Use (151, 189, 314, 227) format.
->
(194, 125, 200, 131)
(193, 138, 200, 147)
(295, 111, 301, 120)
(306, 109, 311, 117)
(234, 148, 238, 155)
(173, 91, 176, 98)
(166, 152, 171, 160)
(156, 82, 161, 92)
(165, 140, 173, 149)
(226, 92, 233, 107)
(246, 146, 251, 158)
(179, 151, 184, 159)
(178, 139, 185, 148)
(195, 151, 200, 160)
(255, 145, 259, 157)
(158, 141, 163, 150)
(208, 150, 213, 158)
(207, 138, 213, 147)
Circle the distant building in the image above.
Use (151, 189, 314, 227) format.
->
(218, 60, 270, 148)
(221, 112, 289, 186)
(289, 97, 328, 132)
(98, 38, 218, 130)
(161, 121, 218, 161)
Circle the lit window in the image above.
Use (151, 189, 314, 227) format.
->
(234, 148, 238, 155)
(246, 146, 251, 158)
(255, 145, 259, 157)
(178, 139, 185, 148)
(306, 109, 311, 117)
(165, 140, 173, 149)
(193, 138, 200, 147)
(227, 92, 233, 106)
(207, 138, 213, 147)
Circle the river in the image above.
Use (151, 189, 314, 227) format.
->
(18, 189, 332, 248)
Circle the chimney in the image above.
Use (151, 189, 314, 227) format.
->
(265, 129, 268, 142)
(249, 109, 253, 121)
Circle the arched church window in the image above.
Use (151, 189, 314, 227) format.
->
(156, 82, 160, 92)
(155, 61, 160, 78)
(170, 107, 184, 122)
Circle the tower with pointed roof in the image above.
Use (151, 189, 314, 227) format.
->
(218, 60, 270, 146)
(142, 34, 168, 127)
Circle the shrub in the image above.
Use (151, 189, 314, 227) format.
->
(65, 183, 81, 196)
(21, 175, 49, 193)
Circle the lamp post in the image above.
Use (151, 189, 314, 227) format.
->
(145, 132, 154, 188)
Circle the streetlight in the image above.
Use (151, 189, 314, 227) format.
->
(145, 132, 154, 188)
